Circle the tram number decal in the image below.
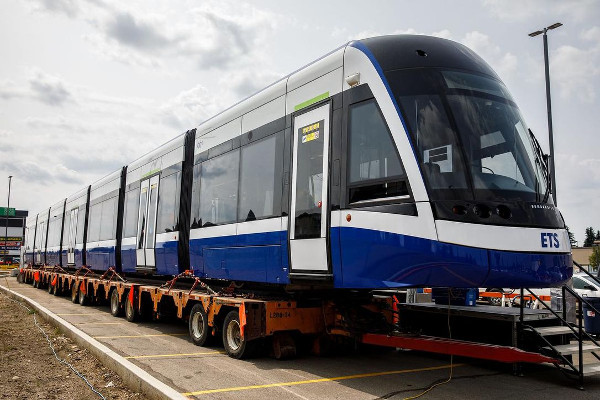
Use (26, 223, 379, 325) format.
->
(541, 232, 560, 248)
(300, 120, 323, 144)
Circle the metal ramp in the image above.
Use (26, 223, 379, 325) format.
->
(360, 333, 558, 364)
(519, 264, 600, 389)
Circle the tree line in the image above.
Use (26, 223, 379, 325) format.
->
(581, 227, 600, 270)
(583, 227, 600, 247)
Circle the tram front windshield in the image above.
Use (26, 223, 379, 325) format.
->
(387, 69, 548, 203)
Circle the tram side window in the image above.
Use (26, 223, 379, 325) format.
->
(199, 150, 240, 226)
(123, 188, 140, 238)
(157, 173, 179, 233)
(190, 164, 202, 229)
(347, 100, 408, 203)
(48, 216, 61, 247)
(35, 221, 46, 249)
(47, 218, 56, 247)
(76, 205, 86, 244)
(63, 211, 71, 246)
(87, 203, 102, 242)
(99, 197, 117, 240)
(238, 134, 281, 221)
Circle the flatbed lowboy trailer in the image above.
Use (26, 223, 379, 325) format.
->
(17, 266, 558, 365)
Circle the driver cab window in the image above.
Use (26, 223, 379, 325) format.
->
(347, 99, 409, 204)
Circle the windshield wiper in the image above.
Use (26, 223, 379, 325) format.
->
(528, 129, 551, 203)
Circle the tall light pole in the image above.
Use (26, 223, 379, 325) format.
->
(529, 22, 562, 206)
(4, 175, 12, 264)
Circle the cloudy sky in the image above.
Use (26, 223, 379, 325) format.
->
(1, 0, 598, 244)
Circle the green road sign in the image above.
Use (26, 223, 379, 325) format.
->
(0, 207, 15, 216)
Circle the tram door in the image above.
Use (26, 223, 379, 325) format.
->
(136, 176, 159, 270)
(67, 208, 78, 264)
(289, 102, 331, 275)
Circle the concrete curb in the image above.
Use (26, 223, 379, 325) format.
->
(0, 282, 187, 400)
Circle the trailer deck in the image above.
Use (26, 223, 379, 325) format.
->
(16, 265, 564, 367)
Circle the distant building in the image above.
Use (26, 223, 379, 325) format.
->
(572, 243, 599, 273)
(0, 209, 28, 265)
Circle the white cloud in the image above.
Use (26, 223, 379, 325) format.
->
(28, 70, 74, 106)
(27, 0, 80, 18)
(0, 67, 204, 209)
(159, 85, 222, 130)
(484, 0, 597, 22)
(350, 28, 450, 41)
(24, 115, 89, 133)
(460, 31, 518, 78)
(104, 11, 172, 51)
(431, 30, 452, 40)
(0, 70, 74, 106)
(182, 4, 279, 70)
(581, 26, 600, 42)
(0, 79, 27, 100)
(28, 0, 279, 71)
(551, 44, 600, 102)
(555, 153, 600, 242)
(218, 69, 283, 100)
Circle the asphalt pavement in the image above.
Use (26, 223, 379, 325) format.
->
(2, 275, 599, 400)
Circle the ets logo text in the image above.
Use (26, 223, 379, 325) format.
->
(541, 232, 560, 248)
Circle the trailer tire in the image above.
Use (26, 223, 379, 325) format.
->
(189, 303, 211, 346)
(222, 310, 257, 359)
(53, 281, 61, 296)
(125, 290, 137, 322)
(71, 283, 79, 303)
(110, 289, 123, 317)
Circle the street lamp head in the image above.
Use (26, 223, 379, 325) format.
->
(529, 23, 563, 37)
(547, 22, 563, 30)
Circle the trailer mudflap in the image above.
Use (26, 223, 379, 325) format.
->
(241, 301, 265, 341)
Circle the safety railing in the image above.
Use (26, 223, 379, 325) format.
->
(518, 283, 600, 388)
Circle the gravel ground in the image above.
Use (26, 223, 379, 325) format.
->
(0, 292, 143, 399)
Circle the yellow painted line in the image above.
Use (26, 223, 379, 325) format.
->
(94, 333, 187, 339)
(125, 350, 224, 359)
(75, 322, 124, 326)
(182, 363, 463, 396)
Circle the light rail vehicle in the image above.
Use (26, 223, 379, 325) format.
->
(22, 35, 573, 290)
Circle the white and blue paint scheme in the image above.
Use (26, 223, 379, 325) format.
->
(187, 35, 571, 289)
(45, 199, 65, 267)
(121, 132, 192, 276)
(84, 169, 123, 271)
(24, 35, 572, 289)
(62, 186, 90, 268)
